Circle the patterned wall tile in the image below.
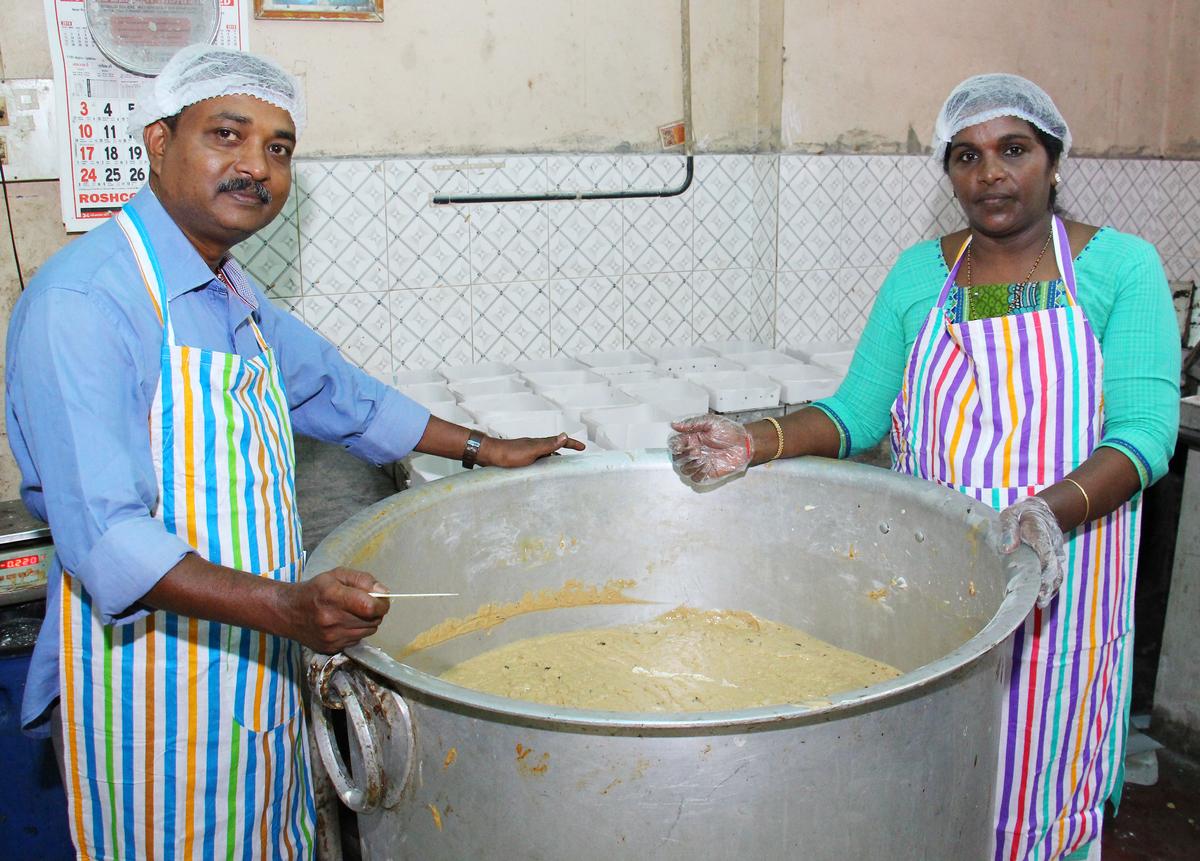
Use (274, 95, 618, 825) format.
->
(549, 276, 623, 355)
(302, 291, 393, 380)
(693, 268, 757, 343)
(466, 156, 547, 195)
(296, 160, 388, 295)
(752, 154, 779, 272)
(622, 156, 693, 274)
(547, 155, 625, 192)
(269, 296, 304, 321)
(390, 285, 473, 370)
(835, 266, 887, 339)
(234, 175, 301, 298)
(471, 203, 549, 284)
(623, 272, 691, 350)
(751, 266, 776, 345)
(694, 155, 756, 270)
(384, 159, 471, 289)
(776, 269, 843, 345)
(472, 281, 551, 362)
(549, 199, 623, 279)
(898, 156, 963, 243)
(1157, 160, 1200, 259)
(778, 155, 846, 271)
(838, 156, 912, 269)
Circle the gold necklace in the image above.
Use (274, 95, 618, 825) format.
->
(965, 227, 1053, 292)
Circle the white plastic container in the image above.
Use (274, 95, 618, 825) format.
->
(396, 382, 457, 408)
(406, 453, 468, 487)
(814, 354, 854, 374)
(427, 403, 477, 425)
(576, 349, 655, 373)
(486, 414, 592, 455)
(657, 354, 742, 376)
(786, 339, 857, 367)
(592, 368, 668, 384)
(652, 344, 716, 361)
(685, 370, 782, 412)
(616, 379, 711, 421)
(447, 376, 530, 400)
(459, 392, 560, 424)
(757, 363, 842, 404)
(393, 368, 445, 386)
(513, 356, 586, 374)
(594, 421, 674, 451)
(579, 403, 672, 440)
(544, 384, 637, 423)
(521, 369, 606, 394)
(439, 360, 519, 383)
(731, 349, 802, 369)
(700, 339, 770, 357)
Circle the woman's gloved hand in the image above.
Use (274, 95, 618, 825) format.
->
(668, 415, 752, 486)
(998, 496, 1066, 609)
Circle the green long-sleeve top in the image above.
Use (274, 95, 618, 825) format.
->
(812, 227, 1181, 488)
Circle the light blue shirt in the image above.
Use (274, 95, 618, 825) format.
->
(6, 187, 431, 734)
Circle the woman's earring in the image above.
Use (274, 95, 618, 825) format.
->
(1054, 172, 1063, 185)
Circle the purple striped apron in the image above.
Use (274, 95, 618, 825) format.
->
(890, 215, 1140, 860)
(58, 207, 316, 859)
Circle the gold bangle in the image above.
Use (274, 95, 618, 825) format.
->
(764, 416, 785, 461)
(1063, 477, 1090, 522)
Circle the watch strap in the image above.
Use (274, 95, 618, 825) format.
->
(462, 429, 485, 469)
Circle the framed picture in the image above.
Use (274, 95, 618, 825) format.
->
(254, 1, 383, 22)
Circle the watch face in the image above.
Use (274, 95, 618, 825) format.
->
(85, 0, 221, 77)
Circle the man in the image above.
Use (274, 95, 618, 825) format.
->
(6, 44, 580, 859)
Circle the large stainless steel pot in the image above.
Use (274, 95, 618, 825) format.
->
(306, 451, 1039, 861)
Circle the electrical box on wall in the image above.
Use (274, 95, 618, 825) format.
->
(0, 79, 58, 181)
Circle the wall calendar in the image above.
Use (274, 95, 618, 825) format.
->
(43, 1, 250, 232)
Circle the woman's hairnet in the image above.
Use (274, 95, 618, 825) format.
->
(128, 44, 306, 138)
(933, 73, 1070, 161)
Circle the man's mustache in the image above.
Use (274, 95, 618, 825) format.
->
(217, 177, 272, 204)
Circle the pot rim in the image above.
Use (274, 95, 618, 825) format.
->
(311, 450, 1041, 730)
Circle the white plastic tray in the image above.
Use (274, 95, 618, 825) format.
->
(396, 382, 457, 407)
(448, 376, 529, 400)
(579, 403, 672, 439)
(700, 339, 770, 357)
(756, 363, 842, 404)
(544, 384, 637, 423)
(732, 349, 802, 369)
(521, 369, 606, 394)
(616, 379, 710, 420)
(513, 356, 586, 374)
(685, 370, 782, 411)
(595, 421, 673, 451)
(393, 368, 444, 386)
(576, 349, 655, 373)
(460, 392, 560, 423)
(785, 339, 857, 366)
(406, 453, 468, 486)
(592, 368, 668, 384)
(427, 402, 476, 425)
(486, 415, 592, 455)
(657, 354, 742, 375)
(439, 360, 519, 383)
(652, 344, 716, 361)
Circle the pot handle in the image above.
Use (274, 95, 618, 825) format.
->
(309, 668, 384, 814)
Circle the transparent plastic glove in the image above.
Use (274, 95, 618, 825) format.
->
(998, 496, 1066, 609)
(668, 415, 752, 486)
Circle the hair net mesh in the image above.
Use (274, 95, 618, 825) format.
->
(933, 73, 1070, 161)
(128, 44, 306, 138)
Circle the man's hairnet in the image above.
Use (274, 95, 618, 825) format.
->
(933, 73, 1070, 161)
(128, 44, 306, 138)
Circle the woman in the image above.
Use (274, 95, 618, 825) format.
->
(669, 74, 1179, 861)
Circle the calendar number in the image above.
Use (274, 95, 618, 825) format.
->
(79, 167, 97, 183)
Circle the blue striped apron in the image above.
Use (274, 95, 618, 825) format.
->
(890, 216, 1140, 860)
(58, 207, 316, 859)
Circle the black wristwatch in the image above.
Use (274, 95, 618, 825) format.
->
(461, 430, 485, 469)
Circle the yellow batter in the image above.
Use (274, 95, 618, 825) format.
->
(440, 606, 901, 712)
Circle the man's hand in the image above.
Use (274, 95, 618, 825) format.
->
(280, 568, 389, 653)
(479, 433, 586, 468)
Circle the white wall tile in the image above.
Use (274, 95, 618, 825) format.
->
(548, 199, 623, 279)
(778, 154, 846, 270)
(384, 159, 471, 289)
(471, 203, 549, 284)
(467, 156, 547, 195)
(692, 268, 757, 343)
(622, 155, 693, 274)
(234, 175, 301, 298)
(623, 272, 691, 350)
(751, 266, 775, 345)
(776, 269, 844, 345)
(694, 155, 756, 270)
(471, 281, 551, 362)
(550, 276, 623, 355)
(752, 155, 779, 272)
(390, 285, 473, 370)
(547, 155, 625, 192)
(302, 291, 393, 380)
(296, 160, 388, 295)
